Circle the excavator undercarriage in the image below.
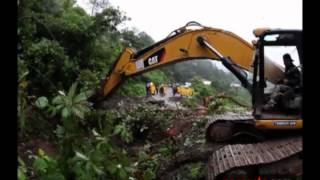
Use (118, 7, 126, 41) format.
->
(207, 136, 302, 179)
(204, 114, 302, 179)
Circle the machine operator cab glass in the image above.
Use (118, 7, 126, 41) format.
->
(253, 30, 302, 118)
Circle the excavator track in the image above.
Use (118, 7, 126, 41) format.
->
(207, 136, 302, 180)
(205, 113, 258, 142)
(205, 113, 302, 179)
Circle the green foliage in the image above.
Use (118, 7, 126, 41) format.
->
(121, 28, 154, 50)
(158, 145, 174, 158)
(190, 163, 202, 178)
(117, 105, 173, 142)
(207, 97, 249, 115)
(162, 61, 197, 82)
(181, 96, 199, 109)
(207, 98, 230, 114)
(136, 150, 158, 180)
(32, 149, 65, 180)
(18, 59, 30, 137)
(18, 157, 27, 180)
(144, 70, 169, 85)
(52, 82, 91, 120)
(24, 38, 71, 95)
(117, 79, 147, 97)
(18, 0, 130, 97)
(114, 123, 133, 143)
(191, 75, 217, 98)
(78, 69, 101, 93)
(180, 163, 205, 179)
(54, 108, 135, 180)
(18, 0, 161, 179)
(35, 96, 49, 109)
(229, 87, 252, 107)
(54, 102, 138, 179)
(70, 150, 105, 178)
(116, 69, 172, 97)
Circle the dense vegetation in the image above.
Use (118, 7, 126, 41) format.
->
(18, 0, 251, 179)
(18, 0, 158, 179)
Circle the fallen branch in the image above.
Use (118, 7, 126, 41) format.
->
(203, 93, 250, 108)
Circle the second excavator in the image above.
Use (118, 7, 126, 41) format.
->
(94, 22, 302, 179)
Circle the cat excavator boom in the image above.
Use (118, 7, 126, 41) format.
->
(99, 22, 284, 99)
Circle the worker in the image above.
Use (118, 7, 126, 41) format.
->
(280, 54, 301, 90)
(159, 85, 165, 96)
(146, 81, 150, 96)
(173, 83, 180, 96)
(263, 54, 301, 110)
(149, 82, 156, 95)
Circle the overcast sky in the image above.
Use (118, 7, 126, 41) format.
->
(77, 0, 302, 43)
(76, 0, 302, 70)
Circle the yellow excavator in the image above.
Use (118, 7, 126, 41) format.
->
(95, 22, 302, 179)
(176, 86, 193, 96)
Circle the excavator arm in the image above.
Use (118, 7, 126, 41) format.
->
(101, 22, 283, 99)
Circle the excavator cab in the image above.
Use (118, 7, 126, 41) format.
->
(252, 30, 302, 121)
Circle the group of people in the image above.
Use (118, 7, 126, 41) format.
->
(146, 82, 192, 97)
(146, 82, 169, 96)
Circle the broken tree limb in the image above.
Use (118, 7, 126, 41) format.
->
(203, 92, 250, 108)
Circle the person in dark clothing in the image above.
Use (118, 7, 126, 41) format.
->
(263, 54, 301, 110)
(146, 81, 151, 96)
(281, 53, 301, 90)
